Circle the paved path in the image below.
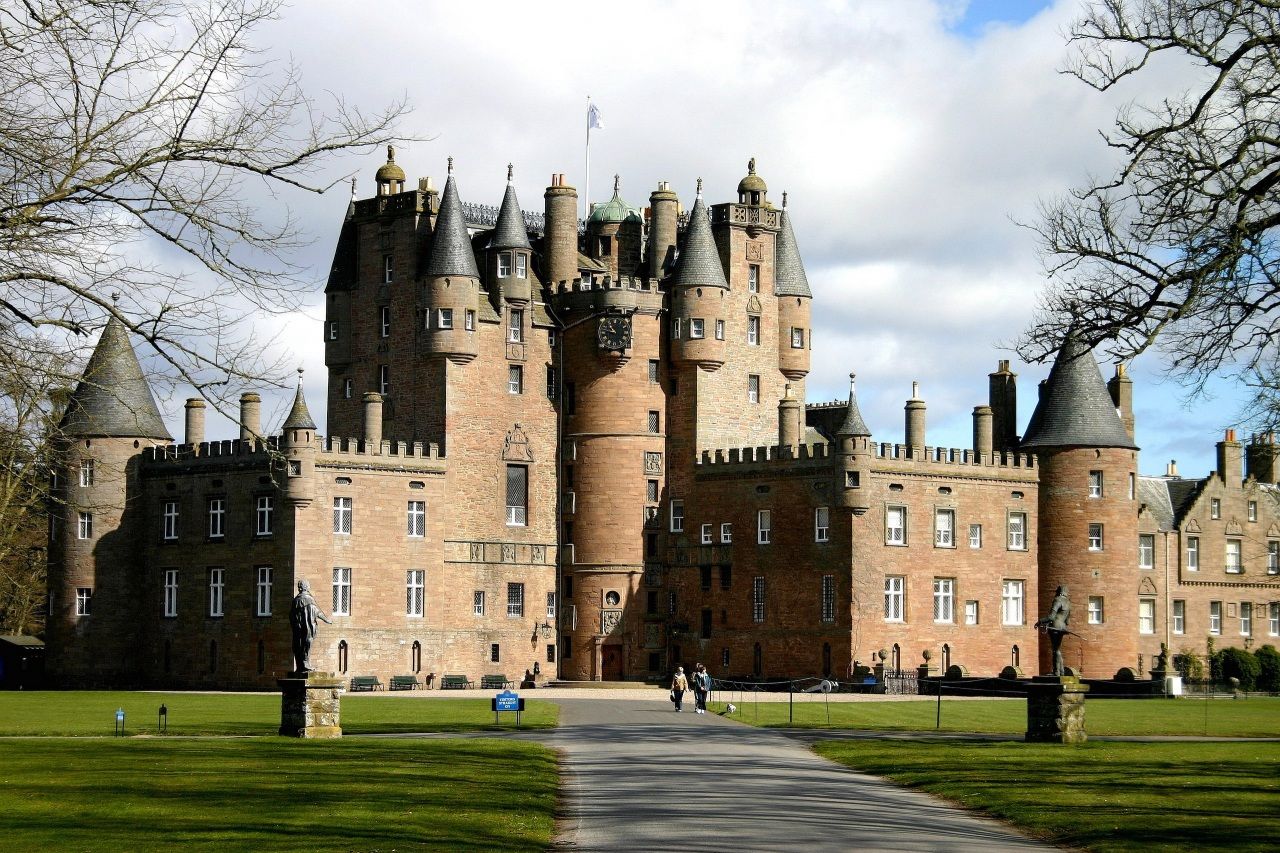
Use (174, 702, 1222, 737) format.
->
(544, 696, 1050, 852)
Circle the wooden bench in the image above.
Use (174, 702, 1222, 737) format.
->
(389, 675, 422, 691)
(348, 675, 383, 692)
(440, 674, 473, 690)
(480, 674, 513, 690)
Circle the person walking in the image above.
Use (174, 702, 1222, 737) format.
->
(693, 663, 710, 714)
(671, 666, 688, 712)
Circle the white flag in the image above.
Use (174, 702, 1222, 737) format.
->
(588, 102, 603, 130)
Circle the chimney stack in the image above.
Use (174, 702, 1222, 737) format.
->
(239, 392, 261, 442)
(778, 384, 801, 450)
(972, 405, 993, 459)
(1217, 429, 1243, 488)
(363, 392, 384, 451)
(905, 381, 926, 452)
(184, 398, 206, 446)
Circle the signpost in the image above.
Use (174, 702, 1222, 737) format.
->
(491, 690, 524, 727)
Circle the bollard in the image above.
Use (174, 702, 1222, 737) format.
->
(158, 704, 168, 734)
(114, 708, 125, 737)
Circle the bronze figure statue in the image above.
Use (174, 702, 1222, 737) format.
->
(290, 579, 332, 675)
(1035, 584, 1071, 676)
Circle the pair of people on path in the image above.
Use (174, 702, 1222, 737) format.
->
(671, 663, 710, 713)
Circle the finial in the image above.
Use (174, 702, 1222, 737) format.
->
(849, 373, 857, 394)
(297, 366, 304, 385)
(350, 177, 357, 200)
(447, 156, 454, 176)
(911, 381, 920, 400)
(387, 144, 395, 163)
(748, 156, 756, 175)
(110, 291, 120, 304)
(507, 163, 513, 184)
(613, 174, 620, 194)
(696, 177, 703, 199)
(782, 191, 788, 209)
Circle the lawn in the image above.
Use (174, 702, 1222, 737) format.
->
(710, 694, 1280, 737)
(0, 691, 557, 736)
(0, 737, 557, 852)
(815, 739, 1280, 852)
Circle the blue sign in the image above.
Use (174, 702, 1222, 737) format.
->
(115, 708, 125, 722)
(495, 691, 520, 712)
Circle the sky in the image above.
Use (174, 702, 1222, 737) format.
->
(161, 0, 1248, 478)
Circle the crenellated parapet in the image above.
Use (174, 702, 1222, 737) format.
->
(873, 442, 1037, 471)
(694, 441, 833, 479)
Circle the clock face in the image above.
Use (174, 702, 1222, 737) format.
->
(597, 316, 631, 351)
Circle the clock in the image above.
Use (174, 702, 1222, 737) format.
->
(597, 315, 631, 351)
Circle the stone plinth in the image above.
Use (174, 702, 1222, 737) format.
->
(278, 672, 344, 738)
(1025, 675, 1089, 743)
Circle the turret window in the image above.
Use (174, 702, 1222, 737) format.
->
(343, 379, 353, 399)
(465, 310, 475, 331)
(748, 265, 759, 293)
(78, 511, 93, 540)
(328, 321, 339, 341)
(747, 316, 760, 345)
(715, 320, 725, 340)
(76, 587, 93, 616)
(498, 253, 511, 278)
(79, 460, 94, 487)
(1088, 523, 1104, 551)
(516, 254, 527, 279)
(791, 328, 804, 349)
(1088, 471, 1103, 497)
(509, 309, 523, 343)
(689, 318, 705, 339)
(437, 308, 453, 330)
(672, 318, 681, 339)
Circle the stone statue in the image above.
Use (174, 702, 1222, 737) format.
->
(1154, 642, 1171, 673)
(290, 579, 332, 675)
(1035, 584, 1072, 676)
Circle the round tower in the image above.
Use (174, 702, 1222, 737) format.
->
(586, 175, 644, 280)
(775, 200, 812, 382)
(488, 164, 534, 304)
(543, 174, 578, 290)
(834, 374, 872, 515)
(422, 158, 480, 364)
(281, 374, 318, 508)
(648, 181, 679, 279)
(1021, 335, 1139, 678)
(670, 179, 727, 370)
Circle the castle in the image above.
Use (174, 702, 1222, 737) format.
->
(46, 150, 1280, 688)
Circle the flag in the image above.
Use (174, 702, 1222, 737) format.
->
(588, 102, 603, 131)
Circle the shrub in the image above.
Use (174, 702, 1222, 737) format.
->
(1175, 649, 1205, 681)
(1255, 645, 1280, 693)
(1214, 647, 1261, 691)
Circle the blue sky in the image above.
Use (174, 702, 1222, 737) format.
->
(948, 0, 1058, 37)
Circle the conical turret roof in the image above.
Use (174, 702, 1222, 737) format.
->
(425, 162, 480, 279)
(281, 378, 317, 431)
(324, 180, 358, 293)
(836, 374, 871, 437)
(1020, 333, 1137, 450)
(774, 210, 811, 298)
(673, 185, 728, 290)
(488, 167, 531, 250)
(61, 316, 171, 440)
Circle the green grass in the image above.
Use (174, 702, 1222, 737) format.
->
(0, 737, 556, 852)
(711, 695, 1280, 736)
(815, 740, 1280, 852)
(0, 691, 557, 736)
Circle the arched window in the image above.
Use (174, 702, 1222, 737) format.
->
(337, 640, 349, 674)
(411, 641, 422, 674)
(208, 640, 218, 674)
(752, 642, 763, 677)
(1011, 644, 1020, 667)
(822, 642, 832, 677)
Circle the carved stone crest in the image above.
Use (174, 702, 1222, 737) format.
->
(501, 543, 516, 563)
(745, 241, 764, 261)
(1226, 519, 1243, 535)
(503, 424, 534, 462)
(746, 295, 762, 314)
(506, 342, 526, 361)
(601, 610, 622, 635)
(531, 544, 546, 564)
(644, 451, 662, 474)
(1138, 577, 1158, 595)
(469, 542, 484, 562)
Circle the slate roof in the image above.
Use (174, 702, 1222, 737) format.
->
(487, 182, 531, 250)
(61, 317, 171, 440)
(1020, 333, 1137, 450)
(281, 383, 317, 431)
(324, 206, 358, 293)
(774, 210, 811, 298)
(836, 376, 871, 436)
(1166, 478, 1205, 524)
(425, 173, 480, 279)
(1137, 477, 1176, 531)
(672, 196, 728, 290)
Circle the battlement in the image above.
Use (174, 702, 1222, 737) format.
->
(695, 441, 832, 474)
(549, 272, 660, 296)
(143, 437, 279, 464)
(873, 441, 1036, 471)
(319, 436, 443, 462)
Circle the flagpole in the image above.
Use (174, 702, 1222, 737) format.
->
(584, 95, 591, 222)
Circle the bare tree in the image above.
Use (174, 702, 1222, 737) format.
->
(1018, 0, 1280, 423)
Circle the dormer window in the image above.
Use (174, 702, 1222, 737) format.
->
(516, 254, 527, 279)
(498, 253, 511, 278)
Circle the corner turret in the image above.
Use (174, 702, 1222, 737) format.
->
(834, 373, 872, 515)
(488, 164, 534, 304)
(775, 196, 812, 381)
(281, 371, 318, 507)
(422, 158, 480, 364)
(671, 179, 728, 370)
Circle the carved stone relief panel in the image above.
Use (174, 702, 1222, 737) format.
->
(601, 610, 622, 636)
(644, 451, 663, 475)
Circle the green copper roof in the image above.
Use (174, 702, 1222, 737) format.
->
(588, 178, 641, 225)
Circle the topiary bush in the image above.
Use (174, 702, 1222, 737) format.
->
(1255, 645, 1280, 693)
(1214, 647, 1261, 691)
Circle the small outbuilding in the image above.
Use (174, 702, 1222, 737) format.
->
(0, 635, 45, 690)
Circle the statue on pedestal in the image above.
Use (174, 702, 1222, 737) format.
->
(290, 579, 332, 675)
(1035, 584, 1072, 676)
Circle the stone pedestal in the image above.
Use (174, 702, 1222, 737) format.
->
(1025, 674, 1089, 743)
(278, 672, 343, 738)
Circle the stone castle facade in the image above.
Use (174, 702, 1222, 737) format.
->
(46, 150, 1280, 688)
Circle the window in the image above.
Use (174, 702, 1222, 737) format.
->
(935, 509, 954, 547)
(256, 496, 273, 536)
(1209, 600, 1222, 635)
(407, 500, 426, 537)
(748, 264, 759, 292)
(1211, 498, 1221, 519)
(747, 316, 760, 345)
(506, 465, 528, 526)
(1271, 602, 1280, 636)
(646, 479, 658, 503)
(1001, 580, 1024, 625)
(208, 498, 225, 539)
(208, 568, 224, 617)
(721, 522, 732, 543)
(79, 459, 94, 486)
(1139, 598, 1155, 634)
(670, 499, 684, 533)
(885, 506, 906, 545)
(757, 509, 771, 544)
(933, 578, 954, 623)
(164, 570, 178, 618)
(1226, 539, 1242, 573)
(1249, 500, 1258, 522)
(815, 506, 829, 543)
(547, 591, 556, 619)
(1088, 523, 1104, 551)
(465, 310, 475, 331)
(406, 570, 425, 617)
(491, 643, 501, 663)
(1187, 536, 1200, 571)
(343, 378, 353, 399)
(507, 582, 524, 617)
(255, 566, 272, 617)
(498, 252, 511, 277)
(1241, 602, 1253, 636)
(76, 587, 92, 616)
(333, 497, 352, 535)
(821, 575, 835, 622)
(473, 590, 485, 616)
(752, 576, 766, 623)
(332, 567, 352, 615)
(1139, 534, 1154, 569)
(1088, 470, 1103, 497)
(969, 524, 982, 549)
(715, 320, 725, 340)
(884, 576, 905, 622)
(516, 254, 527, 279)
(329, 320, 339, 341)
(700, 523, 712, 545)
(1007, 512, 1026, 550)
(1129, 472, 1135, 499)
(791, 327, 804, 349)
(648, 360, 659, 383)
(1088, 596, 1104, 624)
(565, 382, 576, 415)
(721, 564, 733, 589)
(162, 501, 178, 540)
(748, 374, 759, 403)
(700, 565, 712, 590)
(380, 305, 391, 338)
(437, 308, 453, 330)
(379, 364, 390, 395)
(648, 411, 659, 433)
(1173, 599, 1185, 634)
(689, 318, 705, 339)
(382, 253, 394, 283)
(508, 309, 523, 343)
(964, 600, 979, 625)
(79, 511, 94, 540)
(508, 365, 523, 395)
(1270, 542, 1279, 574)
